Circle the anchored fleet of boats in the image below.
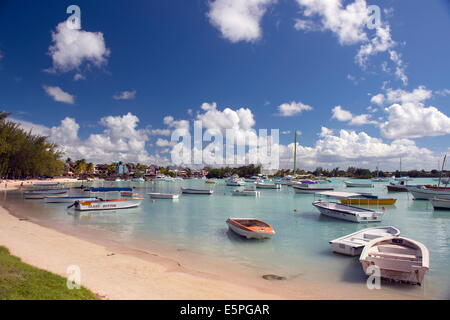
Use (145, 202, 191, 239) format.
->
(18, 174, 445, 286)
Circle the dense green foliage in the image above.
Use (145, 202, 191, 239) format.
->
(205, 164, 261, 178)
(0, 246, 98, 300)
(0, 112, 64, 178)
(273, 166, 447, 179)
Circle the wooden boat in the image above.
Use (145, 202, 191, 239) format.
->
(147, 192, 180, 199)
(205, 180, 216, 184)
(408, 186, 450, 200)
(231, 189, 260, 197)
(293, 185, 334, 194)
(360, 236, 429, 285)
(180, 187, 213, 195)
(344, 181, 374, 188)
(430, 198, 450, 210)
(226, 218, 275, 239)
(340, 198, 397, 205)
(45, 196, 98, 203)
(330, 226, 401, 256)
(72, 198, 144, 211)
(255, 182, 281, 189)
(312, 201, 384, 223)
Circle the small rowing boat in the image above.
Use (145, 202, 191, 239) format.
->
(231, 189, 260, 197)
(360, 236, 429, 285)
(147, 193, 180, 199)
(72, 198, 144, 211)
(344, 181, 374, 188)
(226, 218, 275, 239)
(45, 196, 98, 203)
(180, 188, 213, 195)
(340, 198, 397, 205)
(430, 198, 450, 210)
(330, 226, 400, 256)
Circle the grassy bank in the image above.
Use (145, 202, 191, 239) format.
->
(0, 246, 98, 300)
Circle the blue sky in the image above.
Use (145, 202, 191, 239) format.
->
(1, 0, 450, 170)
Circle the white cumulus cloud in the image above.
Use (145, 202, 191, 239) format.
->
(47, 21, 110, 73)
(207, 0, 276, 43)
(43, 85, 75, 104)
(277, 101, 313, 116)
(113, 90, 137, 100)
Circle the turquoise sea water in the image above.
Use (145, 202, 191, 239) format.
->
(2, 178, 449, 299)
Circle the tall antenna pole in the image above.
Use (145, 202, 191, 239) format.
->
(293, 130, 297, 174)
(438, 155, 447, 187)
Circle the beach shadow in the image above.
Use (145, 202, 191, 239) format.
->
(225, 229, 270, 243)
(339, 257, 367, 284)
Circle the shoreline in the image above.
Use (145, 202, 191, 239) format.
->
(0, 186, 431, 300)
(0, 203, 288, 300)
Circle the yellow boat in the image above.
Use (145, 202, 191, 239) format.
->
(340, 198, 397, 205)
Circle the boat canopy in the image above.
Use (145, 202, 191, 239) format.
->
(317, 191, 362, 199)
(89, 187, 132, 192)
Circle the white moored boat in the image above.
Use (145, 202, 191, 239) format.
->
(24, 188, 68, 199)
(408, 186, 450, 200)
(330, 226, 401, 256)
(312, 201, 384, 223)
(430, 198, 450, 210)
(225, 176, 245, 186)
(293, 185, 334, 194)
(226, 218, 275, 239)
(360, 236, 429, 285)
(45, 196, 98, 203)
(344, 181, 374, 188)
(72, 198, 144, 211)
(255, 182, 281, 189)
(231, 189, 260, 197)
(147, 193, 180, 199)
(180, 188, 213, 195)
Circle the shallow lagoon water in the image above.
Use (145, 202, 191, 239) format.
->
(2, 178, 449, 299)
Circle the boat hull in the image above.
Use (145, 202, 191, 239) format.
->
(330, 226, 401, 256)
(360, 236, 429, 285)
(313, 201, 383, 223)
(147, 193, 179, 199)
(344, 181, 374, 188)
(409, 188, 450, 200)
(430, 198, 450, 210)
(255, 183, 280, 189)
(181, 188, 213, 194)
(226, 219, 275, 239)
(293, 186, 334, 194)
(74, 198, 143, 211)
(45, 196, 98, 203)
(231, 190, 260, 196)
(340, 198, 397, 205)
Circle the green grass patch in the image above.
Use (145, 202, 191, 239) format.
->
(0, 246, 99, 300)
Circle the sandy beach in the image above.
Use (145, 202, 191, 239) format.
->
(0, 203, 287, 300)
(0, 178, 80, 191)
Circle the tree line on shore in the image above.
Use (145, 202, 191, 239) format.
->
(0, 112, 64, 179)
